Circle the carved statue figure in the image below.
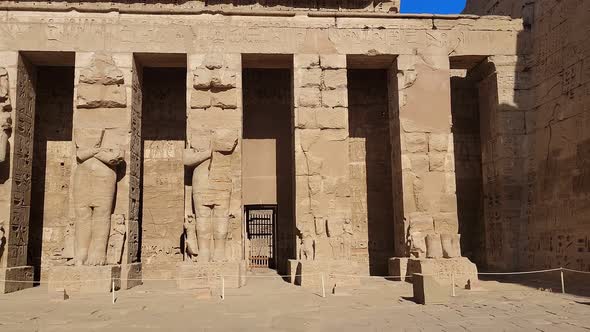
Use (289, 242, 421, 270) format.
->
(326, 217, 353, 260)
(300, 232, 315, 261)
(184, 129, 238, 262)
(0, 112, 10, 163)
(72, 129, 124, 266)
(184, 214, 199, 261)
(106, 214, 126, 265)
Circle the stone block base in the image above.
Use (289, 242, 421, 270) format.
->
(388, 257, 409, 281)
(48, 265, 121, 294)
(390, 256, 478, 287)
(0, 266, 34, 294)
(121, 263, 142, 290)
(176, 260, 247, 290)
(288, 259, 360, 290)
(412, 273, 449, 305)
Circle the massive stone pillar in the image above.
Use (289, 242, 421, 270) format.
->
(479, 55, 530, 271)
(389, 54, 477, 286)
(290, 54, 356, 287)
(0, 53, 34, 293)
(179, 53, 245, 289)
(47, 52, 141, 294)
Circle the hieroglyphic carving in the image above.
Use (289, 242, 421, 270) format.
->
(127, 57, 142, 264)
(7, 55, 35, 268)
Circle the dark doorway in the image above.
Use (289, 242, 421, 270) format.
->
(449, 56, 492, 268)
(137, 59, 187, 276)
(242, 60, 295, 275)
(29, 64, 75, 282)
(347, 69, 395, 275)
(245, 205, 277, 268)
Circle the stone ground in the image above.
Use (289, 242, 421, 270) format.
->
(1, 270, 590, 331)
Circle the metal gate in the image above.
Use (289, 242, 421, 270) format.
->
(245, 205, 277, 268)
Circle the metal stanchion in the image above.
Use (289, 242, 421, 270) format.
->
(222, 275, 225, 300)
(321, 273, 326, 298)
(451, 272, 456, 297)
(560, 268, 565, 294)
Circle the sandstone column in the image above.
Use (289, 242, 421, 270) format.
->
(389, 54, 477, 286)
(179, 53, 245, 289)
(0, 52, 34, 293)
(291, 54, 356, 287)
(48, 52, 141, 293)
(480, 55, 530, 271)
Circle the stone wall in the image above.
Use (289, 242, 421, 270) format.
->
(348, 69, 395, 275)
(30, 67, 74, 280)
(0, 0, 401, 13)
(0, 8, 525, 288)
(450, 72, 485, 267)
(463, 0, 590, 272)
(526, 0, 590, 271)
(140, 68, 186, 277)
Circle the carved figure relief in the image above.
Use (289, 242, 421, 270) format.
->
(77, 53, 127, 109)
(326, 217, 353, 260)
(0, 68, 11, 164)
(184, 214, 199, 261)
(184, 129, 238, 262)
(72, 129, 124, 265)
(0, 112, 10, 164)
(106, 214, 126, 265)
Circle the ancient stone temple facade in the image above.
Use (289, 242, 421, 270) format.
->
(0, 0, 583, 295)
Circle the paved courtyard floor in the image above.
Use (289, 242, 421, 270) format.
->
(1, 270, 589, 331)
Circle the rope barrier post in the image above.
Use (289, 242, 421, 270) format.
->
(321, 273, 326, 298)
(112, 280, 115, 304)
(451, 272, 456, 297)
(560, 268, 565, 294)
(221, 275, 225, 300)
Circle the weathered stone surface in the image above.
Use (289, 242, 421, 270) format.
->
(72, 129, 125, 266)
(0, 0, 567, 294)
(77, 84, 127, 108)
(407, 257, 478, 288)
(48, 265, 121, 294)
(176, 261, 246, 289)
(388, 257, 409, 281)
(0, 267, 34, 294)
(412, 273, 449, 305)
(290, 259, 360, 290)
(77, 53, 127, 109)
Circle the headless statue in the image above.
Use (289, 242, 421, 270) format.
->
(72, 129, 124, 266)
(184, 130, 237, 262)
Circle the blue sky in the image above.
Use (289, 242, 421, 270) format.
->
(400, 0, 467, 14)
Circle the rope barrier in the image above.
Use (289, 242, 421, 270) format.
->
(562, 268, 590, 275)
(1, 267, 589, 284)
(477, 268, 562, 275)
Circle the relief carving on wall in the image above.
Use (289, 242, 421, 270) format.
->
(0, 68, 12, 163)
